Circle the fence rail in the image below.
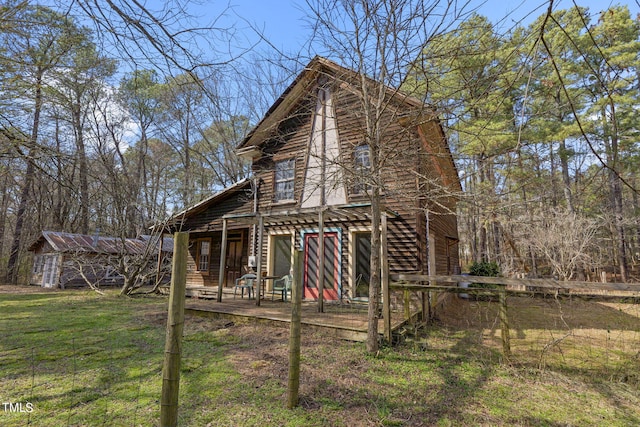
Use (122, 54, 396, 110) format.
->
(385, 274, 640, 360)
(389, 274, 640, 297)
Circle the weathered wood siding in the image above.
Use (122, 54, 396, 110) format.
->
(331, 82, 459, 276)
(248, 77, 459, 279)
(185, 229, 251, 289)
(179, 62, 460, 294)
(177, 187, 254, 289)
(253, 97, 315, 209)
(180, 190, 254, 233)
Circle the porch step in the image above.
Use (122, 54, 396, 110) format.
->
(186, 286, 219, 299)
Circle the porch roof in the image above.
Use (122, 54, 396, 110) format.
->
(222, 203, 398, 226)
(169, 178, 251, 221)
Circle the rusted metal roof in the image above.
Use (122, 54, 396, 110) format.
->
(28, 231, 172, 254)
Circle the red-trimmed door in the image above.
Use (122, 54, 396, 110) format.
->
(303, 232, 340, 300)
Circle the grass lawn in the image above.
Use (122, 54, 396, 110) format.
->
(0, 286, 638, 426)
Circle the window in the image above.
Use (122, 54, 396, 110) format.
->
(196, 239, 211, 273)
(354, 232, 371, 298)
(274, 158, 295, 201)
(352, 144, 371, 194)
(104, 266, 122, 280)
(271, 234, 292, 278)
(32, 255, 43, 274)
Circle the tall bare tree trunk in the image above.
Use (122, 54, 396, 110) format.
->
(367, 186, 382, 353)
(0, 167, 9, 266)
(609, 169, 629, 282)
(632, 175, 640, 259)
(72, 102, 90, 234)
(6, 70, 44, 284)
(603, 104, 628, 282)
(558, 139, 575, 213)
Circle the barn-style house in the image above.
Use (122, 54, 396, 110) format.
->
(167, 56, 461, 303)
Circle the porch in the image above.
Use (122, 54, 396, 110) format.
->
(184, 287, 412, 342)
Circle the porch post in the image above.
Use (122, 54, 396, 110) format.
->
(255, 214, 264, 306)
(217, 218, 228, 303)
(317, 208, 324, 313)
(382, 212, 391, 343)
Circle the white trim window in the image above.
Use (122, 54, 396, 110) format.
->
(269, 233, 293, 278)
(196, 238, 211, 273)
(274, 158, 295, 201)
(352, 144, 371, 194)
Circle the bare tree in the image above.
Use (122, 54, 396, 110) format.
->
(524, 209, 600, 281)
(63, 230, 172, 295)
(2, 5, 89, 283)
(303, 0, 470, 353)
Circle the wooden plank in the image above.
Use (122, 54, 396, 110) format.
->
(390, 274, 640, 293)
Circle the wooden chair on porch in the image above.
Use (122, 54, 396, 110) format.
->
(234, 273, 257, 299)
(271, 274, 292, 301)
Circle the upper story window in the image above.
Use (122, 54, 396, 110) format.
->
(274, 158, 295, 201)
(352, 144, 371, 194)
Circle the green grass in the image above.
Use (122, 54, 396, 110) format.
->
(1, 288, 639, 426)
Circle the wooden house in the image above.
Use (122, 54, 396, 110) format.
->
(28, 231, 172, 288)
(168, 56, 461, 302)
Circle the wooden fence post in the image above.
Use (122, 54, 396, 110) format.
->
(499, 289, 511, 361)
(287, 250, 303, 409)
(160, 232, 188, 427)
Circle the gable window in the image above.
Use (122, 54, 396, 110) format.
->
(196, 238, 211, 273)
(274, 158, 295, 201)
(352, 144, 371, 194)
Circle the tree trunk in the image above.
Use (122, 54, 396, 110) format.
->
(609, 170, 628, 282)
(367, 186, 381, 354)
(603, 103, 628, 282)
(6, 70, 44, 284)
(73, 101, 90, 234)
(558, 139, 575, 213)
(0, 167, 9, 265)
(632, 175, 640, 260)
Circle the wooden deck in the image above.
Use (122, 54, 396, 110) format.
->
(184, 287, 408, 342)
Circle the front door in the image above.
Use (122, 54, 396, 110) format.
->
(303, 232, 340, 300)
(225, 239, 243, 287)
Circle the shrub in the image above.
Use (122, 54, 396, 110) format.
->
(469, 261, 500, 277)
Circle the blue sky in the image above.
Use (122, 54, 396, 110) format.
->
(214, 0, 640, 54)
